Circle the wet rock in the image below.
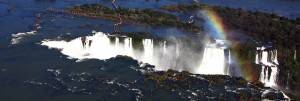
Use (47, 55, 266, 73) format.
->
(110, 32, 158, 40)
(261, 89, 285, 100)
(248, 81, 265, 89)
(25, 58, 288, 100)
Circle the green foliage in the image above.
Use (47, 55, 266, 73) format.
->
(162, 4, 300, 49)
(285, 57, 300, 90)
(67, 4, 200, 32)
(163, 4, 300, 94)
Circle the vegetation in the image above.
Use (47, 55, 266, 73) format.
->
(162, 4, 300, 48)
(110, 32, 156, 39)
(163, 4, 300, 98)
(230, 42, 260, 81)
(60, 3, 300, 98)
(66, 4, 200, 32)
(145, 69, 284, 100)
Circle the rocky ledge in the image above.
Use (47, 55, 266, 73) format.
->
(25, 56, 287, 100)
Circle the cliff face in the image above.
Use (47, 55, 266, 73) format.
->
(277, 48, 300, 94)
(46, 3, 300, 98)
(162, 4, 300, 97)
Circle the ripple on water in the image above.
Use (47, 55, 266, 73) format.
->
(11, 30, 37, 45)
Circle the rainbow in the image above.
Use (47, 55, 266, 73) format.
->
(203, 8, 227, 40)
(202, 8, 258, 81)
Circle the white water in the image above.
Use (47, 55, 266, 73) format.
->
(11, 30, 37, 45)
(196, 46, 226, 74)
(256, 47, 279, 87)
(41, 31, 231, 75)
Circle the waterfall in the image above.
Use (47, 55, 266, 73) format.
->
(142, 39, 154, 65)
(41, 31, 232, 75)
(196, 46, 226, 74)
(294, 50, 297, 60)
(256, 47, 279, 87)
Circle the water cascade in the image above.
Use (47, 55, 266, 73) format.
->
(196, 44, 227, 75)
(256, 47, 279, 87)
(294, 50, 297, 60)
(41, 31, 232, 75)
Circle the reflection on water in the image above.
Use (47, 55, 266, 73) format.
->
(41, 31, 233, 75)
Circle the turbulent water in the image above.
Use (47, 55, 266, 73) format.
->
(11, 30, 37, 45)
(196, 43, 229, 75)
(41, 31, 232, 75)
(255, 47, 279, 87)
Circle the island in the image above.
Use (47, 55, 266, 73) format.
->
(48, 4, 201, 32)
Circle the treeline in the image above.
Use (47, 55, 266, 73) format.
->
(162, 4, 300, 48)
(163, 4, 300, 97)
(67, 4, 200, 32)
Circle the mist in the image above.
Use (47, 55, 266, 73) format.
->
(41, 31, 232, 75)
